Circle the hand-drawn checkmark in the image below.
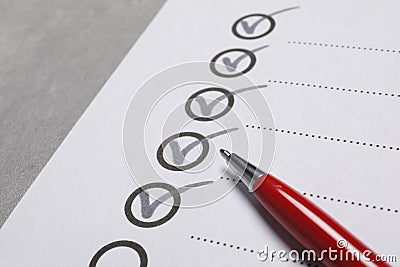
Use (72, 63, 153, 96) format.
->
(222, 44, 269, 72)
(240, 17, 266, 34)
(138, 126, 242, 219)
(168, 128, 238, 165)
(139, 181, 213, 219)
(269, 6, 299, 17)
(193, 85, 268, 116)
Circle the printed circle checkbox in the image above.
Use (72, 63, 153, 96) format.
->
(210, 48, 256, 78)
(185, 87, 235, 121)
(89, 240, 148, 267)
(232, 14, 275, 40)
(125, 182, 181, 228)
(157, 132, 210, 171)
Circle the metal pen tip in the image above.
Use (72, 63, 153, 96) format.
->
(219, 149, 231, 160)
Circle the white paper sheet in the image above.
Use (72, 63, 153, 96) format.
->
(1, 0, 399, 266)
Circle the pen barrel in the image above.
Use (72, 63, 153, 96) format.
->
(252, 174, 390, 267)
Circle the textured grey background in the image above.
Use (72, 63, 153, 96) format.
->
(0, 0, 166, 227)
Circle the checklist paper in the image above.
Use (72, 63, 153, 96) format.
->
(1, 0, 399, 266)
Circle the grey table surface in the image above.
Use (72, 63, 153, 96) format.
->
(0, 0, 166, 228)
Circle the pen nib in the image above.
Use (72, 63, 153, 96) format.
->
(219, 149, 231, 160)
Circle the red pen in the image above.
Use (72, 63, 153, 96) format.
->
(219, 149, 390, 267)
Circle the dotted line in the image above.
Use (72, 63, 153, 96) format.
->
(222, 175, 398, 214)
(303, 193, 399, 214)
(221, 176, 398, 214)
(190, 235, 320, 266)
(288, 41, 400, 54)
(220, 176, 241, 183)
(245, 125, 400, 152)
(267, 79, 400, 99)
(190, 235, 256, 254)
